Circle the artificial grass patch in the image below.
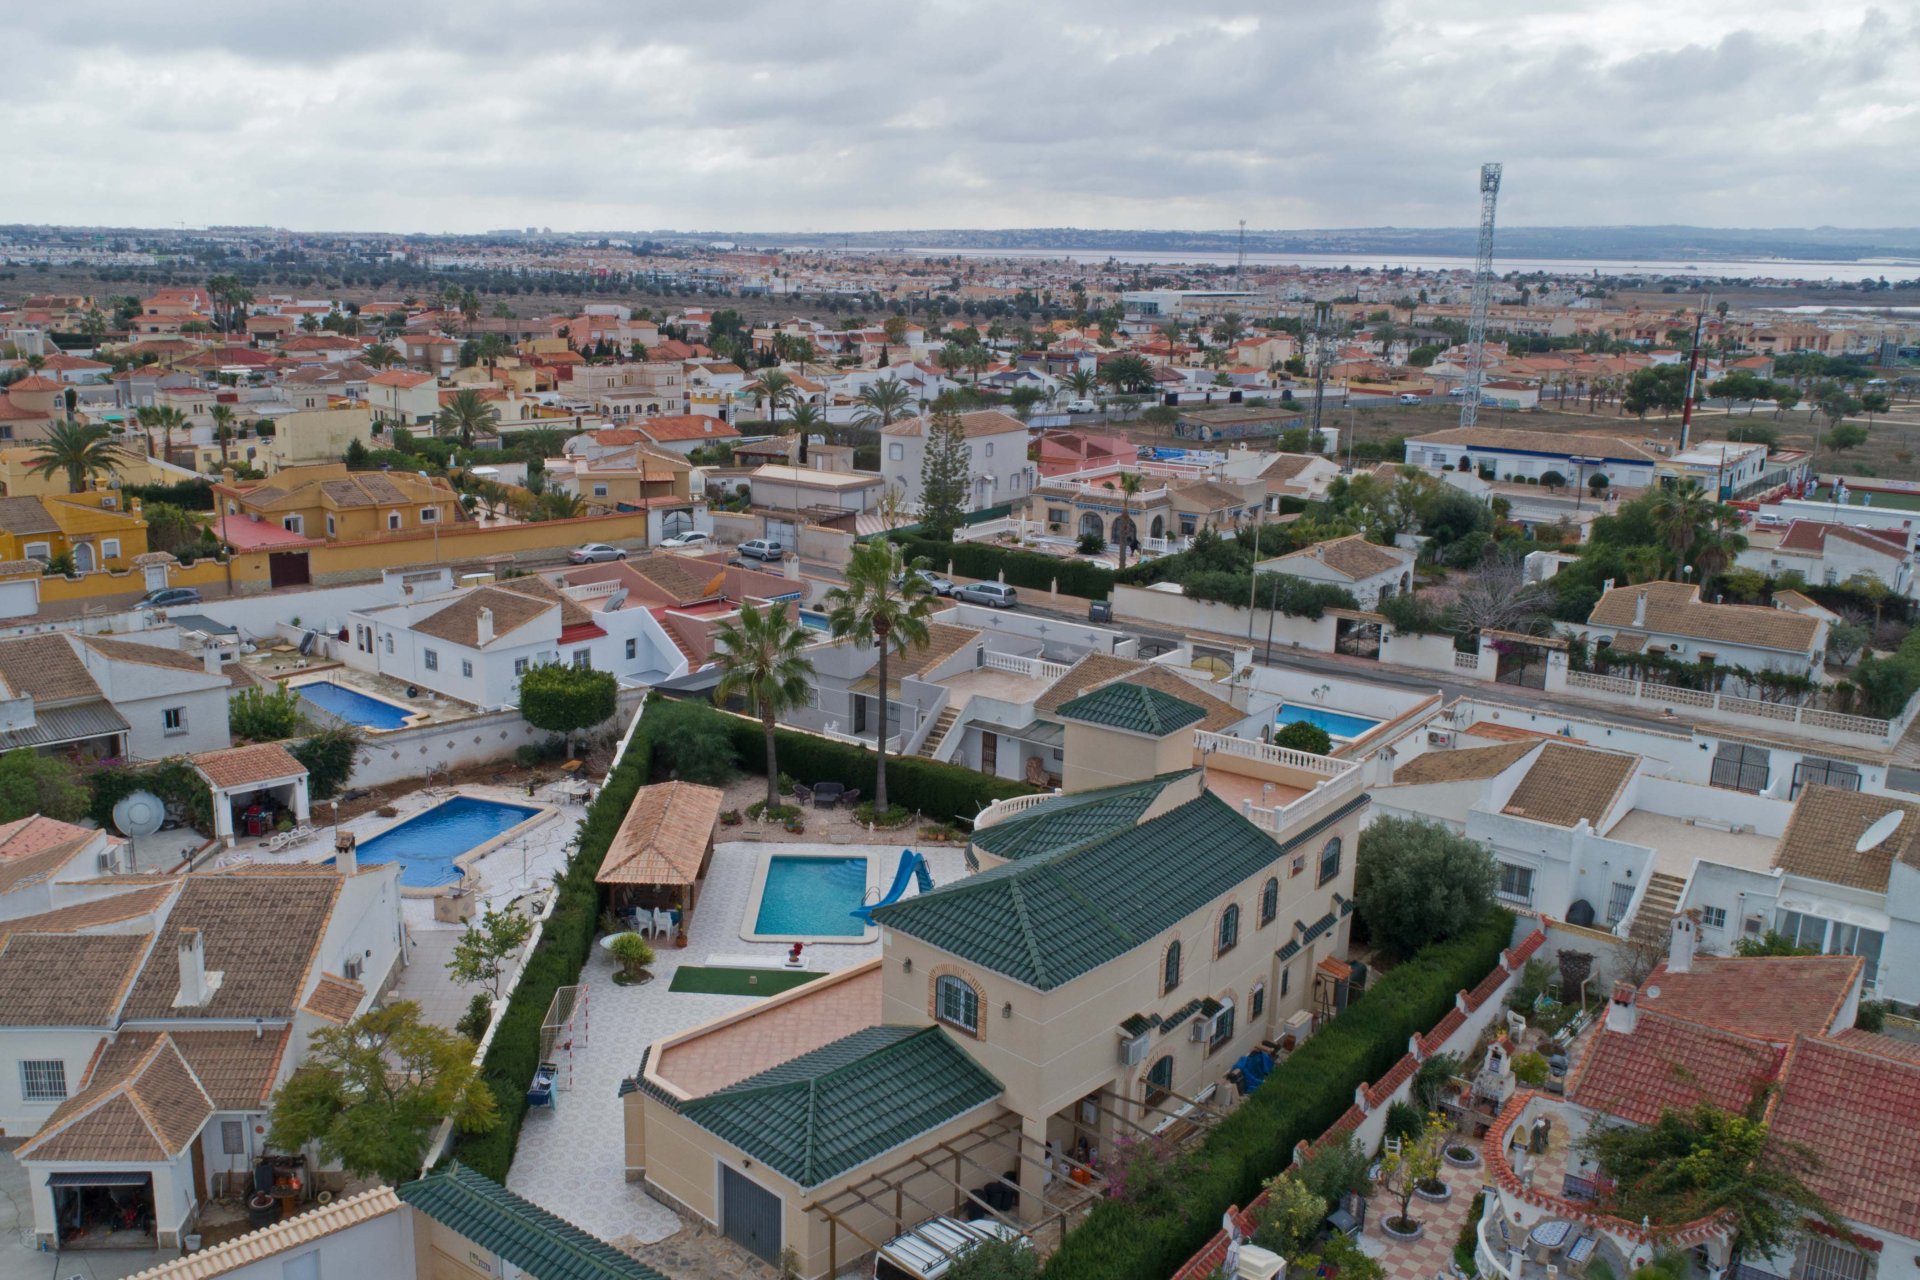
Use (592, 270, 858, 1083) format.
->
(668, 966, 823, 997)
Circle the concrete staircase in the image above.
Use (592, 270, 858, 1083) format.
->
(1628, 872, 1687, 946)
(917, 706, 961, 759)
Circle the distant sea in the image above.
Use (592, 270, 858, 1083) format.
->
(883, 246, 1920, 283)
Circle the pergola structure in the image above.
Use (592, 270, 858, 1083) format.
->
(595, 780, 723, 920)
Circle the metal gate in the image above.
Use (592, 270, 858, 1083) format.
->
(720, 1164, 782, 1265)
(269, 551, 311, 589)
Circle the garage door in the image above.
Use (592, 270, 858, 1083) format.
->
(720, 1164, 782, 1266)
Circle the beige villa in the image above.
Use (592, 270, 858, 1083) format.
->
(623, 681, 1366, 1277)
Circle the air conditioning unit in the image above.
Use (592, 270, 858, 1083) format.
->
(1743, 914, 1766, 935)
(1190, 1018, 1209, 1042)
(342, 956, 363, 982)
(1283, 1010, 1315, 1041)
(1428, 730, 1453, 747)
(100, 495, 118, 509)
(97, 849, 118, 874)
(1118, 1031, 1150, 1066)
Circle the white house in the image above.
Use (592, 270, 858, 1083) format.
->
(0, 632, 235, 762)
(1737, 520, 1914, 595)
(881, 410, 1034, 514)
(1575, 580, 1830, 680)
(1258, 534, 1416, 608)
(1403, 427, 1663, 489)
(365, 370, 439, 426)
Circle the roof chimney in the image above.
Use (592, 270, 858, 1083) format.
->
(476, 606, 494, 647)
(1632, 590, 1647, 628)
(201, 643, 223, 676)
(1668, 911, 1698, 974)
(174, 927, 220, 1008)
(335, 831, 357, 877)
(1605, 981, 1639, 1035)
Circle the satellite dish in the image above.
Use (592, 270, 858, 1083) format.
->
(1856, 811, 1904, 854)
(113, 791, 166, 839)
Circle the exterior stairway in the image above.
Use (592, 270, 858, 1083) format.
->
(1628, 872, 1687, 946)
(916, 707, 961, 759)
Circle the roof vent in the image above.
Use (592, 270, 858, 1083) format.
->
(1856, 811, 1904, 854)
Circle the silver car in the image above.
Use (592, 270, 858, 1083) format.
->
(569, 543, 627, 564)
(954, 582, 1017, 608)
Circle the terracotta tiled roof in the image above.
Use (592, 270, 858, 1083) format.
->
(881, 409, 1026, 439)
(413, 585, 555, 648)
(1363, 1051, 1416, 1108)
(637, 414, 739, 443)
(80, 635, 222, 677)
(893, 622, 980, 678)
(0, 496, 59, 535)
(88, 1027, 291, 1111)
(1390, 742, 1537, 785)
(193, 742, 308, 791)
(1636, 954, 1862, 1042)
(1777, 520, 1905, 558)
(1500, 742, 1638, 828)
(1588, 580, 1821, 652)
(1270, 534, 1410, 581)
(1771, 785, 1920, 892)
(18, 1036, 214, 1162)
(300, 972, 366, 1024)
(0, 813, 95, 860)
(120, 874, 342, 1021)
(0, 931, 150, 1026)
(0, 836, 100, 895)
(0, 885, 174, 943)
(597, 782, 723, 886)
(1408, 426, 1662, 463)
(1831, 1028, 1920, 1064)
(368, 369, 434, 388)
(1769, 1034, 1920, 1239)
(122, 1188, 403, 1280)
(1567, 1009, 1782, 1127)
(494, 573, 593, 628)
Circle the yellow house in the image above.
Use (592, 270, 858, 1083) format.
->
(566, 445, 693, 510)
(0, 447, 184, 499)
(213, 462, 460, 544)
(0, 487, 149, 571)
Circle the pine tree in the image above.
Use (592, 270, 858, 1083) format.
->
(917, 409, 970, 539)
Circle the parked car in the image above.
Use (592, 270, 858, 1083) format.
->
(568, 543, 627, 564)
(1754, 511, 1786, 528)
(1064, 399, 1097, 414)
(1398, 393, 1423, 405)
(141, 587, 201, 608)
(739, 539, 786, 562)
(954, 582, 1017, 608)
(874, 1218, 1027, 1280)
(659, 531, 711, 549)
(903, 569, 955, 596)
(1447, 386, 1467, 397)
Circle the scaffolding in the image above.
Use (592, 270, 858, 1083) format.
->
(538, 983, 589, 1092)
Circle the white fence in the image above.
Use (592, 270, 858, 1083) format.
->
(1559, 669, 1896, 745)
(346, 687, 648, 789)
(1195, 730, 1353, 777)
(970, 790, 1063, 830)
(981, 650, 1071, 682)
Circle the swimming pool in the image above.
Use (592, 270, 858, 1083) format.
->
(296, 681, 415, 732)
(751, 855, 871, 938)
(351, 796, 542, 889)
(1275, 702, 1382, 741)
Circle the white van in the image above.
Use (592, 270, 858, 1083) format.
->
(874, 1217, 1027, 1280)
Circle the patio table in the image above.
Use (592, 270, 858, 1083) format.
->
(812, 782, 845, 809)
(1529, 1220, 1573, 1250)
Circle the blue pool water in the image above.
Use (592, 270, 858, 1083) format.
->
(351, 797, 541, 889)
(1275, 702, 1382, 740)
(754, 856, 870, 937)
(297, 682, 413, 731)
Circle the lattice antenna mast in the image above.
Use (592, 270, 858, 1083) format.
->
(1458, 162, 1504, 429)
(1237, 220, 1246, 278)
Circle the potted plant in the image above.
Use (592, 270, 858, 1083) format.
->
(720, 809, 742, 827)
(609, 932, 655, 985)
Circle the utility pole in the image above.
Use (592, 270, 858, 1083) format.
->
(1237, 220, 1246, 279)
(1459, 163, 1503, 430)
(1678, 298, 1709, 452)
(1311, 301, 1332, 455)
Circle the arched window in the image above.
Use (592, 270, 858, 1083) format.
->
(1318, 836, 1343, 886)
(934, 975, 979, 1034)
(1162, 940, 1182, 995)
(1259, 877, 1279, 926)
(1217, 905, 1240, 956)
(1145, 1055, 1174, 1106)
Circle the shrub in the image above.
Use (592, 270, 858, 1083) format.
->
(88, 757, 213, 834)
(1455, 1190, 1486, 1275)
(1355, 816, 1498, 957)
(518, 663, 619, 747)
(609, 931, 655, 982)
(886, 533, 1115, 599)
(642, 698, 736, 784)
(1383, 1100, 1426, 1145)
(946, 1239, 1039, 1280)
(0, 749, 87, 824)
(456, 994, 493, 1043)
(292, 727, 362, 800)
(1043, 911, 1515, 1280)
(853, 802, 914, 828)
(230, 684, 307, 743)
(1856, 1000, 1892, 1033)
(1511, 1050, 1549, 1086)
(124, 479, 215, 511)
(1273, 720, 1332, 756)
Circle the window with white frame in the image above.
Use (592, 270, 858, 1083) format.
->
(1317, 837, 1342, 886)
(461, 660, 473, 678)
(19, 1059, 65, 1101)
(1250, 982, 1266, 1020)
(102, 539, 120, 560)
(984, 442, 994, 458)
(1700, 906, 1727, 929)
(420, 507, 437, 523)
(326, 515, 336, 537)
(593, 485, 609, 498)
(423, 650, 439, 672)
(514, 657, 529, 676)
(387, 511, 401, 530)
(283, 515, 303, 534)
(1496, 863, 1535, 905)
(1207, 999, 1236, 1050)
(888, 443, 904, 462)
(934, 975, 980, 1034)
(221, 1119, 245, 1154)
(572, 651, 590, 669)
(163, 707, 186, 736)
(625, 639, 637, 661)
(22, 542, 48, 562)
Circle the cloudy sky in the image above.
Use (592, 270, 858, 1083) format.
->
(10, 0, 1916, 234)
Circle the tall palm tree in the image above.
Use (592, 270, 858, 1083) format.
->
(1651, 482, 1713, 579)
(825, 541, 936, 812)
(852, 378, 913, 430)
(747, 370, 794, 428)
(710, 602, 817, 809)
(963, 344, 991, 387)
(437, 389, 498, 448)
(1117, 472, 1144, 570)
(209, 404, 237, 465)
(28, 421, 120, 493)
(145, 406, 186, 467)
(1063, 368, 1097, 405)
(510, 425, 564, 461)
(786, 404, 823, 458)
(364, 343, 399, 369)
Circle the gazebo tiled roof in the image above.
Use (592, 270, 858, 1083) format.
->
(596, 781, 723, 886)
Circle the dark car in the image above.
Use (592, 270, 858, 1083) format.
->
(141, 587, 202, 608)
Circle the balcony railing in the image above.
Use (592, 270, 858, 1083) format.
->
(971, 790, 1063, 830)
(1195, 730, 1354, 777)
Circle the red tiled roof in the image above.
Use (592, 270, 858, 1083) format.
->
(557, 621, 607, 645)
(1636, 955, 1860, 1043)
(1768, 1035, 1920, 1240)
(1364, 1051, 1418, 1108)
(1567, 1009, 1782, 1126)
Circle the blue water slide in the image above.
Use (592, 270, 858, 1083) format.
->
(851, 849, 925, 923)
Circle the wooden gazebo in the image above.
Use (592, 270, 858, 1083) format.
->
(596, 781, 724, 922)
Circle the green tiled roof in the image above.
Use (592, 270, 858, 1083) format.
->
(397, 1163, 668, 1280)
(679, 1026, 1002, 1188)
(971, 771, 1192, 863)
(1054, 682, 1207, 737)
(875, 789, 1368, 991)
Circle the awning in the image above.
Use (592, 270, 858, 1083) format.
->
(971, 719, 1066, 749)
(47, 1171, 152, 1188)
(1776, 893, 1889, 933)
(0, 701, 130, 752)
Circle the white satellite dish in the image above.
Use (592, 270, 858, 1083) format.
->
(113, 791, 167, 839)
(1856, 810, 1904, 854)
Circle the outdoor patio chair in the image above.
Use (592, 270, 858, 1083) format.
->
(652, 908, 674, 939)
(843, 788, 861, 807)
(793, 784, 813, 805)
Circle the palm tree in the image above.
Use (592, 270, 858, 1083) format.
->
(28, 421, 120, 493)
(145, 406, 186, 466)
(825, 541, 936, 812)
(1116, 471, 1144, 569)
(364, 343, 399, 369)
(510, 425, 564, 461)
(532, 489, 585, 521)
(1652, 482, 1713, 579)
(209, 404, 237, 465)
(747, 370, 794, 428)
(710, 603, 817, 809)
(1063, 368, 1097, 406)
(786, 403, 823, 455)
(437, 389, 498, 448)
(852, 378, 913, 430)
(963, 344, 991, 387)
(474, 333, 510, 368)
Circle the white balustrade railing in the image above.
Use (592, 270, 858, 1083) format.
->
(1195, 730, 1354, 777)
(1563, 671, 1894, 742)
(972, 790, 1063, 830)
(980, 650, 1071, 681)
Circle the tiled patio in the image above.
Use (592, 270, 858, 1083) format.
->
(1358, 1150, 1484, 1280)
(504, 837, 974, 1251)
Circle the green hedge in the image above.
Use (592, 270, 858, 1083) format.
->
(123, 479, 215, 512)
(450, 710, 660, 1180)
(666, 696, 1035, 823)
(891, 534, 1117, 600)
(1042, 910, 1516, 1280)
